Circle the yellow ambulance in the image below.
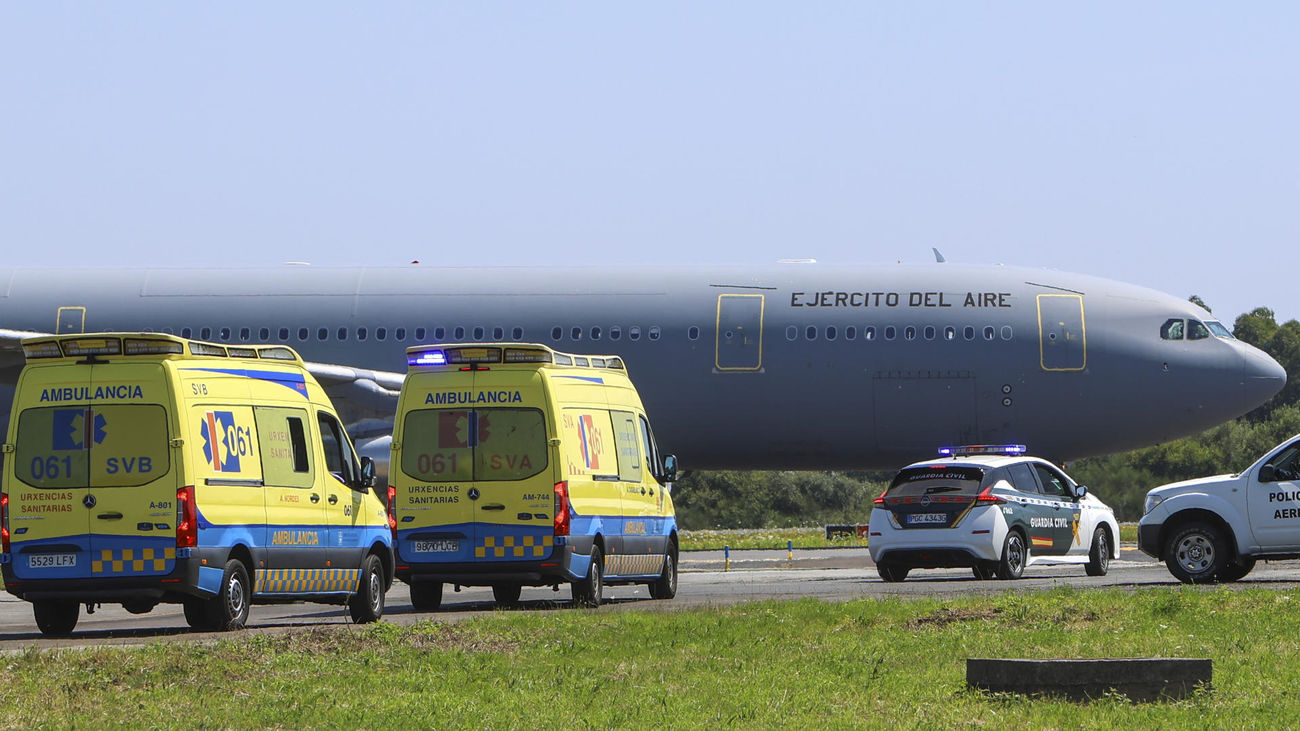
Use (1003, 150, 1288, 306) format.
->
(391, 343, 679, 609)
(0, 333, 393, 635)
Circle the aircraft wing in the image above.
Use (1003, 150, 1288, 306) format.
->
(0, 328, 49, 382)
(302, 361, 403, 441)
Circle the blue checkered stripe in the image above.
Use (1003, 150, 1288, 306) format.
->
(256, 568, 359, 594)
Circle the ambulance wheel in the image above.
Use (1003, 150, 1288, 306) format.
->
(183, 598, 214, 631)
(572, 546, 604, 607)
(876, 563, 909, 582)
(348, 554, 386, 624)
(205, 559, 251, 630)
(1085, 527, 1111, 577)
(492, 583, 522, 607)
(33, 600, 79, 636)
(997, 531, 1026, 580)
(1165, 521, 1226, 584)
(971, 562, 996, 580)
(122, 600, 157, 615)
(410, 582, 443, 611)
(648, 551, 677, 600)
(1216, 557, 1256, 583)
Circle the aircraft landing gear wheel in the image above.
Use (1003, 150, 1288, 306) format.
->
(204, 559, 250, 631)
(1165, 521, 1226, 584)
(649, 550, 678, 599)
(33, 600, 79, 636)
(410, 582, 443, 611)
(1085, 527, 1111, 577)
(492, 583, 523, 607)
(877, 563, 909, 582)
(997, 531, 1026, 580)
(572, 546, 604, 607)
(1216, 557, 1256, 583)
(972, 562, 996, 580)
(348, 554, 386, 624)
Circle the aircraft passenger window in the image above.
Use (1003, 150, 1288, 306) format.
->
(493, 327, 504, 340)
(415, 327, 426, 340)
(240, 328, 251, 341)
(884, 326, 896, 341)
(551, 326, 562, 341)
(630, 326, 641, 341)
(688, 326, 699, 341)
(200, 327, 211, 340)
(610, 326, 622, 341)
(806, 326, 818, 340)
(395, 327, 407, 341)
(1160, 319, 1185, 340)
(258, 328, 269, 340)
(357, 327, 368, 341)
(964, 326, 975, 341)
(473, 326, 485, 340)
(591, 326, 602, 340)
(904, 326, 916, 341)
(786, 326, 797, 341)
(278, 327, 289, 341)
(512, 327, 523, 340)
(984, 326, 995, 341)
(1001, 326, 1013, 340)
(337, 327, 348, 341)
(923, 326, 935, 340)
(649, 326, 661, 340)
(318, 328, 328, 340)
(454, 326, 466, 340)
(220, 328, 232, 341)
(376, 327, 387, 341)
(865, 326, 876, 341)
(846, 326, 857, 340)
(944, 326, 956, 341)
(826, 325, 837, 341)
(1189, 320, 1211, 341)
(571, 326, 582, 341)
(181, 327, 193, 338)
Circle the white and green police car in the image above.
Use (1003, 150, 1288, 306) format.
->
(867, 446, 1119, 581)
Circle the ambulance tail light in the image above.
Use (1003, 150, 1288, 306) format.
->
(176, 486, 198, 548)
(1, 492, 9, 553)
(553, 481, 571, 536)
(386, 484, 398, 540)
(974, 487, 1005, 505)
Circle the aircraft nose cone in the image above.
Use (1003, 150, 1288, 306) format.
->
(1243, 346, 1287, 410)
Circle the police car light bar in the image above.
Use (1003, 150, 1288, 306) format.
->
(939, 444, 1028, 457)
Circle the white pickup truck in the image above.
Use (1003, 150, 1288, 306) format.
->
(1139, 435, 1300, 583)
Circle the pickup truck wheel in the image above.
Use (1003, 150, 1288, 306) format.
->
(1165, 521, 1226, 584)
(1216, 556, 1256, 583)
(1085, 527, 1111, 576)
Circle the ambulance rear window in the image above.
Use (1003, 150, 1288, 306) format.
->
(401, 408, 547, 482)
(14, 405, 171, 489)
(885, 465, 989, 497)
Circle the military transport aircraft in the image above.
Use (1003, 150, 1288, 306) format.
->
(0, 261, 1284, 473)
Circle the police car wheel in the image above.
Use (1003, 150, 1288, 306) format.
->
(1165, 521, 1226, 584)
(649, 550, 678, 599)
(207, 559, 251, 630)
(877, 563, 909, 582)
(33, 600, 79, 636)
(410, 582, 443, 611)
(1085, 527, 1111, 577)
(1216, 557, 1256, 583)
(349, 555, 386, 624)
(972, 563, 996, 580)
(492, 583, 523, 606)
(997, 531, 1026, 580)
(572, 546, 605, 607)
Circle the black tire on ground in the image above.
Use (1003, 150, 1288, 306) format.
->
(997, 531, 1027, 580)
(492, 583, 523, 606)
(1164, 521, 1227, 584)
(972, 562, 996, 580)
(572, 545, 605, 607)
(409, 581, 443, 611)
(183, 597, 213, 631)
(1085, 526, 1111, 577)
(1216, 557, 1257, 583)
(33, 600, 79, 636)
(877, 563, 909, 582)
(348, 554, 386, 623)
(649, 550, 678, 600)
(204, 559, 251, 631)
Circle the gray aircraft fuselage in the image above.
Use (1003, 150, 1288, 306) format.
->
(0, 263, 1285, 469)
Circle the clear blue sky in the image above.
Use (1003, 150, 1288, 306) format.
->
(3, 3, 1296, 324)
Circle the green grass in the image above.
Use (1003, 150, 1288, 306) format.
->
(0, 588, 1293, 728)
(681, 523, 1140, 551)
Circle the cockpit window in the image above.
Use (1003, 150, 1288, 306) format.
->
(1188, 320, 1211, 340)
(1206, 321, 1234, 338)
(1160, 319, 1185, 340)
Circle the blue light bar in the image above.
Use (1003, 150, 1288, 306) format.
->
(408, 350, 447, 367)
(938, 444, 1028, 457)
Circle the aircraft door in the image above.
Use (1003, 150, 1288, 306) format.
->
(56, 307, 86, 334)
(1037, 295, 1086, 371)
(715, 294, 764, 371)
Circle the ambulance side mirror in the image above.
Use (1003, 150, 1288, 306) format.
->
(360, 456, 376, 491)
(662, 455, 679, 483)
